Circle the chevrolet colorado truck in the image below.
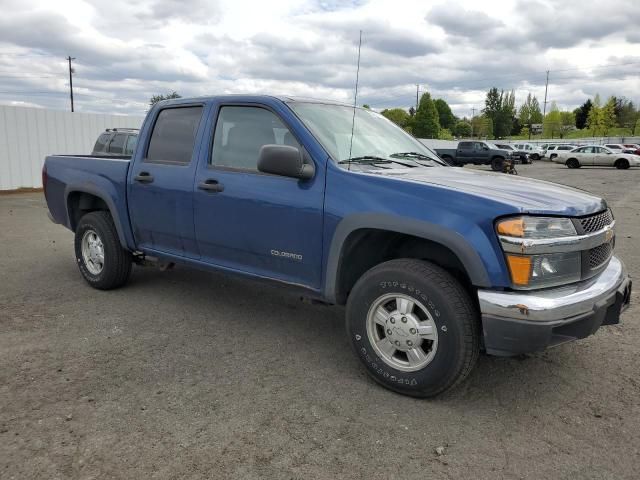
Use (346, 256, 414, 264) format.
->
(435, 141, 514, 170)
(43, 95, 632, 397)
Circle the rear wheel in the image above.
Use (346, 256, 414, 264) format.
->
(346, 259, 480, 397)
(491, 157, 504, 171)
(566, 158, 580, 169)
(74, 211, 132, 290)
(615, 158, 630, 169)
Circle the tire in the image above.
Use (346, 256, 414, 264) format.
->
(74, 211, 132, 290)
(346, 259, 480, 397)
(566, 158, 580, 169)
(615, 158, 630, 169)
(550, 154, 557, 160)
(531, 153, 540, 160)
(491, 157, 504, 171)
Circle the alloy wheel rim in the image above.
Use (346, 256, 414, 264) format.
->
(366, 293, 438, 372)
(81, 230, 105, 275)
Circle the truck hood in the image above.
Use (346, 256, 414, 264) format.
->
(369, 166, 606, 216)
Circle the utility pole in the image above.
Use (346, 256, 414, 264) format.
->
(416, 84, 420, 112)
(542, 69, 549, 119)
(67, 56, 76, 112)
(471, 107, 476, 138)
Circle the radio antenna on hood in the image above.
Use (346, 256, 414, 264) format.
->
(347, 30, 362, 171)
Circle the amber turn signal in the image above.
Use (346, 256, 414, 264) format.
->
(505, 254, 532, 286)
(497, 217, 525, 237)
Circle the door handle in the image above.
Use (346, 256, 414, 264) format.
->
(134, 172, 154, 183)
(198, 179, 224, 193)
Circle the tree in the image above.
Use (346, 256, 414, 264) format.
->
(518, 93, 543, 134)
(560, 111, 576, 137)
(471, 115, 493, 138)
(574, 99, 592, 129)
(601, 97, 617, 135)
(483, 87, 513, 138)
(433, 99, 456, 130)
(149, 91, 181, 106)
(587, 94, 602, 136)
(380, 108, 410, 128)
(362, 104, 371, 109)
(453, 120, 472, 138)
(438, 128, 453, 140)
(408, 106, 416, 117)
(543, 102, 562, 138)
(413, 92, 440, 138)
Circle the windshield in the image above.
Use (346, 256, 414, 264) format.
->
(287, 102, 445, 167)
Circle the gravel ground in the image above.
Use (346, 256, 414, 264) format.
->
(1, 162, 639, 479)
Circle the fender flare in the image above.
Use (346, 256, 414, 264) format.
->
(323, 213, 492, 303)
(64, 185, 130, 249)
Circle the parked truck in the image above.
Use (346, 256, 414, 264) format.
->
(43, 95, 632, 397)
(435, 141, 514, 170)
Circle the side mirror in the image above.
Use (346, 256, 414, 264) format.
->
(258, 144, 315, 180)
(483, 146, 489, 150)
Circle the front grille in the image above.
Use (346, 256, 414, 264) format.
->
(579, 209, 613, 233)
(588, 242, 613, 270)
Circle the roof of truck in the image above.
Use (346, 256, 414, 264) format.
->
(157, 94, 355, 108)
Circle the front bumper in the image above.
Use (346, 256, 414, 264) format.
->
(478, 256, 632, 356)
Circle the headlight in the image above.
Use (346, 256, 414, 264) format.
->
(497, 216, 576, 239)
(497, 216, 581, 289)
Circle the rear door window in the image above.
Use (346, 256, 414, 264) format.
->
(146, 106, 204, 164)
(458, 142, 472, 149)
(107, 133, 127, 154)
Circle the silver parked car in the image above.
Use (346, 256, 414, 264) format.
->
(92, 128, 139, 156)
(552, 145, 640, 169)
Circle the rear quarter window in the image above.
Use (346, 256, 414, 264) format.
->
(93, 133, 111, 152)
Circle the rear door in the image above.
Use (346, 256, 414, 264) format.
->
(457, 142, 473, 162)
(128, 104, 207, 258)
(474, 142, 489, 163)
(192, 102, 325, 288)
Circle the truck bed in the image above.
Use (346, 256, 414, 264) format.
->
(44, 155, 132, 245)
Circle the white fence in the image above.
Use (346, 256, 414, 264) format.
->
(0, 105, 144, 190)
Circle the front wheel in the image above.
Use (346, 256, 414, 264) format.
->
(74, 211, 132, 290)
(346, 259, 480, 397)
(566, 158, 580, 169)
(615, 158, 630, 169)
(531, 153, 540, 160)
(491, 157, 504, 171)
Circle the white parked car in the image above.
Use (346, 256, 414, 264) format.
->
(552, 145, 640, 169)
(545, 144, 576, 160)
(513, 142, 545, 160)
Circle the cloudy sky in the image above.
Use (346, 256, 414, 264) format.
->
(0, 0, 638, 118)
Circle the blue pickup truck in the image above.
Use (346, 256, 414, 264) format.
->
(43, 95, 632, 397)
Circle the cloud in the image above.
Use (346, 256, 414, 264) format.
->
(0, 0, 638, 119)
(427, 5, 504, 38)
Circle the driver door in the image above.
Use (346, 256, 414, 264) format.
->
(192, 103, 326, 289)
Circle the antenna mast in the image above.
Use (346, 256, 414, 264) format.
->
(347, 30, 363, 170)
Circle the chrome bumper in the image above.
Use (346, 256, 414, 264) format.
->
(478, 256, 630, 322)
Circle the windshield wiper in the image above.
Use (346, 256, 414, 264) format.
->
(339, 155, 418, 168)
(390, 152, 441, 166)
(338, 155, 393, 164)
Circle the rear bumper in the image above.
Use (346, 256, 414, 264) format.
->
(478, 256, 631, 356)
